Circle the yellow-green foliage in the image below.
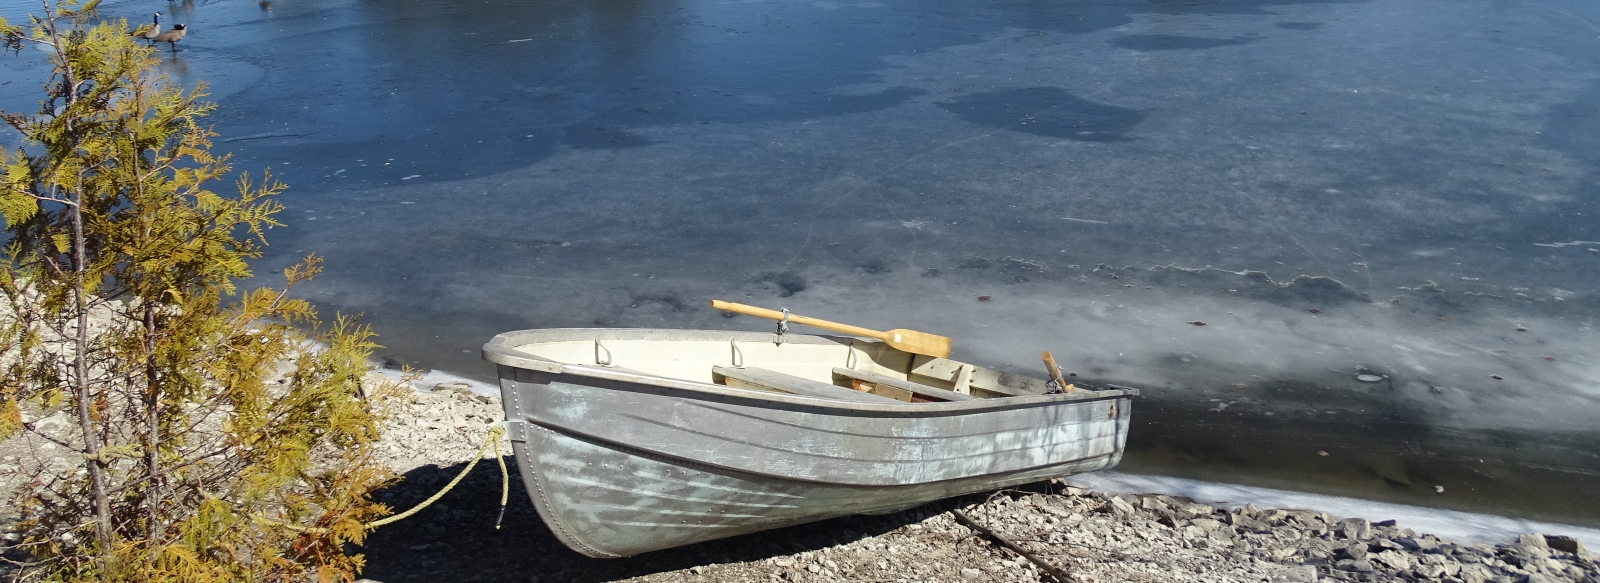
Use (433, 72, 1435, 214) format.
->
(0, 3, 396, 581)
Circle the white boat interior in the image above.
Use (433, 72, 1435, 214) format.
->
(494, 328, 1120, 404)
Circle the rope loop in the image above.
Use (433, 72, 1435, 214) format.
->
(268, 424, 510, 534)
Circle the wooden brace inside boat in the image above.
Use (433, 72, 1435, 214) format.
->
(713, 366, 902, 404)
(830, 367, 977, 403)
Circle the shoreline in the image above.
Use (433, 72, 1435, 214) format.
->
(1068, 473, 1600, 551)
(368, 365, 1600, 538)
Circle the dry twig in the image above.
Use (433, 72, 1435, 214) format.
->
(951, 509, 1077, 583)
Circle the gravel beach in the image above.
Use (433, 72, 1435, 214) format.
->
(350, 384, 1598, 583)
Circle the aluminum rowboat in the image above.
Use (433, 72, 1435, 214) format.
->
(482, 328, 1135, 558)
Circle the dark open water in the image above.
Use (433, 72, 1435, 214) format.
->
(3, 0, 1598, 527)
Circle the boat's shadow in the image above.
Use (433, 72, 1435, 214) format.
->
(357, 456, 1017, 582)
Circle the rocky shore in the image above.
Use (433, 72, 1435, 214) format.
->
(352, 384, 1598, 583)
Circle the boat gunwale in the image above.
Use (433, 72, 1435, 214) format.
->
(484, 327, 1137, 415)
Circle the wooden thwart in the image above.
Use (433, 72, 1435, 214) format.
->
(712, 366, 901, 404)
(831, 368, 977, 402)
(909, 356, 1043, 398)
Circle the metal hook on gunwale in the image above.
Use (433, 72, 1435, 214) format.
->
(594, 339, 614, 367)
(730, 339, 745, 369)
(774, 307, 790, 345)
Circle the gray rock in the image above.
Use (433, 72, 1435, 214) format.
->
(1338, 518, 1372, 541)
(1371, 537, 1403, 551)
(1036, 500, 1074, 518)
(1334, 558, 1374, 573)
(1140, 495, 1169, 512)
(1518, 534, 1550, 550)
(1504, 545, 1551, 566)
(1179, 503, 1215, 517)
(1108, 496, 1137, 516)
(1416, 563, 1448, 579)
(1274, 565, 1318, 582)
(1303, 539, 1339, 559)
(1342, 544, 1369, 561)
(1369, 550, 1412, 572)
(1285, 510, 1323, 526)
(1441, 560, 1462, 577)
(1459, 563, 1496, 583)
(1542, 535, 1586, 556)
(1236, 516, 1275, 534)
(1397, 536, 1438, 552)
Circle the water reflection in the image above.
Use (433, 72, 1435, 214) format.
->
(159, 49, 190, 75)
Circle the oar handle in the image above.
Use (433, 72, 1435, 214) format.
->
(1041, 351, 1076, 393)
(709, 300, 887, 340)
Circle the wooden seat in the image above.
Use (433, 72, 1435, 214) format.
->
(831, 368, 977, 402)
(712, 366, 902, 404)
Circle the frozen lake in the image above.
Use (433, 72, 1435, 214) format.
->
(3, 0, 1597, 526)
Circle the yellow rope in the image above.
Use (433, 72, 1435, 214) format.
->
(272, 424, 508, 534)
(494, 436, 509, 530)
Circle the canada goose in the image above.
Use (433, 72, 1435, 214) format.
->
(131, 12, 161, 43)
(151, 24, 186, 52)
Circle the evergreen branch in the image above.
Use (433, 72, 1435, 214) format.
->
(21, 420, 81, 451)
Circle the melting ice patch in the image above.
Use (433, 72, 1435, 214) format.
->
(1066, 472, 1600, 548)
(370, 367, 500, 398)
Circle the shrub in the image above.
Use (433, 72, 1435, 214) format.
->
(0, 3, 396, 580)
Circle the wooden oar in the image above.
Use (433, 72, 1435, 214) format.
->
(709, 300, 952, 358)
(1041, 351, 1076, 393)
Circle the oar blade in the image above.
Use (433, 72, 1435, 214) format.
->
(884, 329, 951, 359)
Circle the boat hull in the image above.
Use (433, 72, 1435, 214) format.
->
(487, 329, 1133, 558)
(513, 420, 1121, 558)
